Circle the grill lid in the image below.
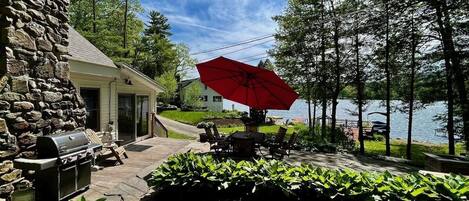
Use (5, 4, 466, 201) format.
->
(36, 131, 90, 158)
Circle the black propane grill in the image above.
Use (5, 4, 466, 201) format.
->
(14, 131, 102, 201)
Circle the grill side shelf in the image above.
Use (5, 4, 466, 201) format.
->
(14, 158, 58, 171)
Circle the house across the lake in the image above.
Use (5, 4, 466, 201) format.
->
(179, 78, 223, 112)
(69, 27, 164, 144)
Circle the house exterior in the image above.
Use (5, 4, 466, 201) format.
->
(179, 78, 223, 112)
(69, 28, 164, 144)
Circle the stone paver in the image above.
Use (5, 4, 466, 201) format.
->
(156, 115, 203, 137)
(285, 150, 419, 175)
(75, 137, 209, 201)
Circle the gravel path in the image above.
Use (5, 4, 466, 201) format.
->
(156, 115, 204, 137)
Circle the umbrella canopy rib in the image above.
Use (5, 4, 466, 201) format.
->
(253, 78, 291, 109)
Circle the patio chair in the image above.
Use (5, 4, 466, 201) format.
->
(212, 124, 227, 140)
(269, 132, 298, 159)
(267, 127, 287, 148)
(85, 129, 129, 165)
(203, 127, 231, 153)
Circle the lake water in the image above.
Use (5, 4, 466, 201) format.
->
(224, 99, 449, 143)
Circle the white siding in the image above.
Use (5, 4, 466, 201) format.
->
(181, 79, 223, 112)
(70, 62, 159, 141)
(71, 72, 117, 133)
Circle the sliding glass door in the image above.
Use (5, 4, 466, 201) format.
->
(118, 94, 135, 144)
(136, 96, 149, 138)
(118, 94, 150, 144)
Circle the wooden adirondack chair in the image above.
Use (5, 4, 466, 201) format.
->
(85, 129, 129, 165)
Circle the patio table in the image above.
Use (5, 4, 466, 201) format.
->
(230, 132, 256, 157)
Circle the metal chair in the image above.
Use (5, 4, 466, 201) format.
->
(204, 127, 231, 153)
(269, 132, 298, 159)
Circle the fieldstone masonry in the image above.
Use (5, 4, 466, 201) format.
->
(0, 0, 86, 197)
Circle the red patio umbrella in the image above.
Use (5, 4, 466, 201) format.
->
(196, 57, 299, 110)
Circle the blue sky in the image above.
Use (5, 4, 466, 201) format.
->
(139, 0, 287, 78)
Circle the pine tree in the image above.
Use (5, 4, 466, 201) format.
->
(144, 10, 171, 37)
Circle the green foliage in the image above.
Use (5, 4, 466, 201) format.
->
(174, 44, 197, 79)
(159, 110, 242, 125)
(133, 34, 177, 79)
(196, 121, 214, 129)
(296, 125, 355, 153)
(372, 133, 385, 142)
(70, 0, 144, 62)
(147, 153, 469, 201)
(156, 70, 177, 104)
(181, 83, 203, 109)
(144, 10, 171, 37)
(257, 59, 275, 71)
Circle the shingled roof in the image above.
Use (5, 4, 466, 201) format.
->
(68, 27, 117, 68)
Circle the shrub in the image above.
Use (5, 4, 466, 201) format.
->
(196, 121, 214, 129)
(147, 153, 469, 201)
(296, 126, 355, 153)
(372, 133, 385, 141)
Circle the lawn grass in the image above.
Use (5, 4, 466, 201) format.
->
(159, 110, 241, 125)
(362, 140, 465, 167)
(167, 130, 196, 140)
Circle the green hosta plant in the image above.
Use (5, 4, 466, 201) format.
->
(147, 153, 469, 201)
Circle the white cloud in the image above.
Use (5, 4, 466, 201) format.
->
(140, 0, 286, 78)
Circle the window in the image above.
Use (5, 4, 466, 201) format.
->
(204, 85, 208, 90)
(213, 96, 222, 102)
(200, 95, 208, 102)
(80, 88, 100, 130)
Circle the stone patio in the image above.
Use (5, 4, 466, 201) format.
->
(74, 137, 209, 201)
(285, 150, 419, 175)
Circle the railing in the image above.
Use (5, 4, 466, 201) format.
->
(307, 117, 373, 129)
(151, 113, 168, 138)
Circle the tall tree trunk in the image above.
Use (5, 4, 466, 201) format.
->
(321, 96, 327, 137)
(407, 11, 416, 160)
(123, 0, 128, 49)
(384, 0, 391, 157)
(445, 55, 455, 155)
(92, 0, 97, 33)
(313, 99, 317, 135)
(330, 0, 340, 144)
(320, 0, 327, 138)
(355, 33, 365, 155)
(434, 0, 469, 153)
(307, 84, 313, 131)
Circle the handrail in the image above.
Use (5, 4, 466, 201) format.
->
(151, 113, 168, 138)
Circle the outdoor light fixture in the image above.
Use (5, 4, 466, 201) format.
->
(125, 78, 133, 85)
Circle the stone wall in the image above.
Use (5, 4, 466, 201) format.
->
(0, 0, 86, 196)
